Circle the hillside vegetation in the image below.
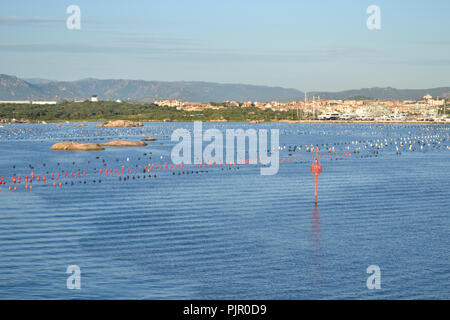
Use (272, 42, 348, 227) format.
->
(0, 101, 306, 122)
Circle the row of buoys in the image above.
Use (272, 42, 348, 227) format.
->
(0, 124, 158, 141)
(278, 132, 450, 164)
(1, 125, 449, 193)
(3, 132, 448, 192)
(1, 156, 255, 191)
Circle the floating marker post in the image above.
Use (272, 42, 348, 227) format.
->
(310, 148, 322, 204)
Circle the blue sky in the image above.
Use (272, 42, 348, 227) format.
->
(0, 0, 449, 91)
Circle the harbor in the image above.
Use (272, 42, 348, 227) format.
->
(0, 121, 448, 299)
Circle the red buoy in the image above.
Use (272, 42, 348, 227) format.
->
(310, 148, 322, 204)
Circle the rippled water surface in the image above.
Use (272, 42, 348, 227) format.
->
(0, 122, 449, 299)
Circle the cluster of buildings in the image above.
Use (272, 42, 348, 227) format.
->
(154, 94, 449, 122)
(153, 100, 227, 111)
(74, 95, 123, 103)
(0, 95, 103, 105)
(0, 100, 57, 105)
(1, 94, 448, 123)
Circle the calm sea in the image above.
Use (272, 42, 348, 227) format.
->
(0, 122, 448, 299)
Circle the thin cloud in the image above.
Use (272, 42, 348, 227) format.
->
(0, 42, 376, 60)
(3, 40, 445, 66)
(109, 33, 202, 47)
(0, 16, 64, 23)
(0, 15, 117, 25)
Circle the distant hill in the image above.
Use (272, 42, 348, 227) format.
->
(342, 95, 374, 101)
(23, 78, 54, 85)
(0, 75, 44, 100)
(0, 74, 303, 102)
(310, 87, 450, 101)
(0, 74, 449, 102)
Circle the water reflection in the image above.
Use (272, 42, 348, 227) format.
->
(311, 204, 323, 287)
(312, 204, 321, 255)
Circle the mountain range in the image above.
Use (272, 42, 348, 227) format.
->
(1, 74, 449, 103)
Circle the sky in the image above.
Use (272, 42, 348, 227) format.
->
(0, 0, 449, 91)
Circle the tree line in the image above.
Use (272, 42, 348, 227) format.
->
(0, 101, 311, 122)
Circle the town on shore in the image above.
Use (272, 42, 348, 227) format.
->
(152, 93, 449, 122)
(1, 93, 449, 123)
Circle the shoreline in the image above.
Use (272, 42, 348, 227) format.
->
(2, 119, 449, 125)
(277, 120, 450, 124)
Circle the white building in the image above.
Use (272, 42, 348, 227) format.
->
(0, 100, 31, 104)
(90, 95, 99, 102)
(154, 100, 182, 107)
(429, 99, 445, 107)
(31, 101, 57, 105)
